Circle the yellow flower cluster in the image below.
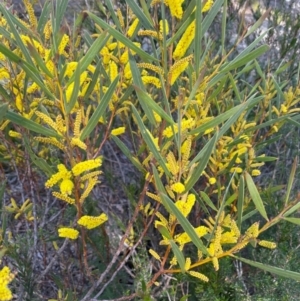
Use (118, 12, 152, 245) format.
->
(175, 194, 196, 217)
(72, 158, 102, 176)
(258, 240, 276, 249)
(77, 213, 108, 229)
(45, 164, 72, 188)
(111, 127, 126, 136)
(171, 182, 185, 193)
(159, 19, 169, 35)
(58, 228, 79, 240)
(0, 266, 15, 301)
(165, 0, 184, 19)
(59, 179, 74, 196)
(127, 18, 139, 37)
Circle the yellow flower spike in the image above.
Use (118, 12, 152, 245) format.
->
(137, 63, 164, 75)
(74, 110, 82, 137)
(43, 20, 52, 40)
(8, 130, 21, 139)
(258, 240, 277, 249)
(111, 127, 126, 136)
(127, 18, 139, 38)
(34, 137, 66, 151)
(211, 257, 219, 271)
(213, 226, 222, 254)
(222, 214, 231, 227)
(80, 171, 102, 181)
(55, 115, 66, 134)
(79, 177, 99, 203)
(15, 94, 23, 112)
(146, 191, 162, 203)
(52, 192, 75, 205)
(202, 0, 214, 12)
(171, 182, 185, 194)
(173, 21, 195, 60)
(35, 111, 61, 134)
(109, 60, 118, 82)
(166, 152, 179, 176)
(141, 76, 162, 88)
(64, 62, 78, 77)
(188, 271, 209, 282)
(138, 30, 162, 40)
(116, 8, 125, 29)
(251, 169, 261, 176)
(230, 167, 243, 174)
(149, 249, 161, 261)
(181, 136, 192, 163)
(230, 219, 241, 238)
(185, 257, 191, 271)
(159, 19, 169, 35)
(58, 34, 70, 56)
(153, 111, 162, 123)
(77, 213, 108, 229)
(58, 227, 79, 240)
(165, 0, 184, 19)
(220, 231, 238, 244)
(169, 55, 193, 85)
(245, 222, 259, 238)
(70, 137, 87, 150)
(207, 242, 215, 257)
(59, 179, 74, 196)
(0, 120, 10, 131)
(24, 0, 37, 29)
(0, 265, 15, 301)
(72, 158, 102, 176)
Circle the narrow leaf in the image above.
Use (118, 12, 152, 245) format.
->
(111, 136, 145, 173)
(234, 256, 300, 281)
(190, 103, 244, 135)
(283, 202, 300, 218)
(283, 217, 300, 225)
(199, 191, 217, 211)
(0, 103, 8, 123)
(80, 76, 119, 140)
(24, 137, 54, 176)
(6, 111, 61, 138)
(133, 86, 174, 125)
(160, 192, 208, 255)
(185, 133, 217, 191)
(170, 240, 186, 273)
(156, 224, 172, 240)
(237, 175, 244, 229)
(126, 0, 153, 29)
(284, 157, 297, 206)
(245, 171, 268, 221)
(130, 55, 155, 124)
(221, 45, 269, 73)
(27, 43, 53, 78)
(245, 8, 271, 38)
(131, 105, 171, 177)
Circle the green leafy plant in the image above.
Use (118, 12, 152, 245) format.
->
(0, 0, 300, 300)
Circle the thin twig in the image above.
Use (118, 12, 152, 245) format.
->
(79, 178, 151, 301)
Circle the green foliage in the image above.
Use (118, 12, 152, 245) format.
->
(0, 0, 300, 300)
